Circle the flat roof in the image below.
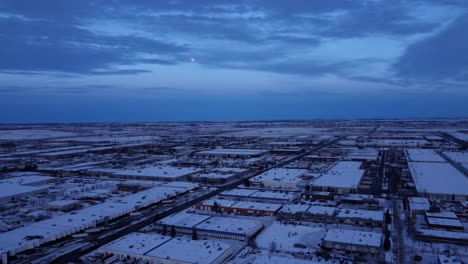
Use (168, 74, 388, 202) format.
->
(192, 172, 235, 179)
(443, 151, 468, 163)
(5, 175, 55, 185)
(280, 204, 310, 214)
(251, 168, 307, 184)
(196, 148, 267, 156)
(250, 254, 317, 264)
(157, 212, 210, 228)
(100, 232, 171, 256)
(408, 197, 431, 211)
(0, 180, 49, 200)
(249, 191, 295, 200)
(425, 211, 458, 219)
(200, 199, 237, 208)
(324, 228, 382, 247)
(232, 201, 283, 212)
(336, 208, 383, 222)
(220, 188, 258, 197)
(220, 189, 295, 201)
(146, 237, 233, 264)
(307, 206, 336, 216)
(101, 166, 202, 179)
(427, 217, 463, 228)
(416, 228, 468, 240)
(408, 162, 468, 196)
(312, 161, 364, 189)
(195, 216, 263, 236)
(0, 184, 194, 256)
(405, 149, 445, 162)
(47, 200, 79, 207)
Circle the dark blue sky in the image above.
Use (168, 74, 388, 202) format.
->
(0, 0, 467, 122)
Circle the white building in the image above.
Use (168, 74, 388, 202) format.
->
(323, 228, 382, 254)
(311, 161, 365, 194)
(251, 168, 307, 189)
(100, 233, 234, 264)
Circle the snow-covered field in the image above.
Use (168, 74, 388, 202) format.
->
(0, 129, 75, 140)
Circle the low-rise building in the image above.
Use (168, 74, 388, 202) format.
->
(154, 213, 263, 241)
(322, 228, 382, 254)
(336, 208, 384, 227)
(408, 197, 431, 219)
(99, 233, 234, 264)
(311, 161, 365, 194)
(250, 168, 307, 189)
(196, 199, 282, 216)
(219, 188, 297, 204)
(195, 148, 268, 158)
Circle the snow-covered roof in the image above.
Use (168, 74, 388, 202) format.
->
(200, 199, 237, 207)
(312, 161, 364, 189)
(195, 216, 263, 236)
(100, 232, 171, 256)
(232, 201, 283, 212)
(220, 188, 258, 197)
(279, 204, 310, 214)
(196, 148, 268, 156)
(324, 228, 382, 247)
(146, 237, 233, 264)
(336, 208, 383, 222)
(425, 211, 458, 219)
(157, 212, 210, 228)
(251, 168, 307, 184)
(427, 217, 463, 228)
(443, 151, 468, 163)
(46, 200, 79, 207)
(250, 254, 318, 264)
(408, 162, 468, 196)
(0, 184, 193, 256)
(249, 191, 295, 200)
(1, 175, 54, 186)
(307, 206, 336, 216)
(97, 165, 202, 180)
(416, 228, 468, 241)
(405, 149, 445, 162)
(0, 177, 50, 200)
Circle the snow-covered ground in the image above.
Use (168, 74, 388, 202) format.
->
(0, 129, 75, 140)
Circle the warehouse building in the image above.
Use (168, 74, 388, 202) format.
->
(99, 233, 234, 264)
(196, 199, 283, 216)
(336, 208, 384, 228)
(195, 148, 268, 158)
(250, 168, 307, 189)
(219, 188, 298, 204)
(154, 212, 263, 241)
(311, 161, 365, 194)
(322, 228, 382, 254)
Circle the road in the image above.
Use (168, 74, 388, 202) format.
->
(10, 137, 343, 264)
(393, 199, 405, 264)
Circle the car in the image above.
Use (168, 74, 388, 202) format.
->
(414, 255, 422, 261)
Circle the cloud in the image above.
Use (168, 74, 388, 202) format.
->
(0, 0, 467, 90)
(393, 13, 468, 82)
(0, 15, 188, 74)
